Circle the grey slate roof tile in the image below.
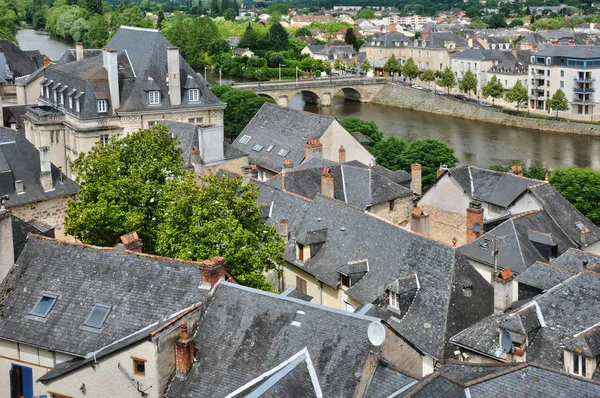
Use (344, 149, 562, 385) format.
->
(366, 364, 416, 398)
(0, 40, 43, 77)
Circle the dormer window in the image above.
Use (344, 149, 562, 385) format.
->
(97, 100, 108, 113)
(571, 352, 587, 377)
(60, 93, 64, 105)
(296, 243, 307, 261)
(75, 99, 80, 112)
(148, 91, 160, 105)
(53, 90, 57, 102)
(188, 89, 199, 102)
(69, 96, 73, 109)
(388, 290, 399, 309)
(40, 86, 44, 97)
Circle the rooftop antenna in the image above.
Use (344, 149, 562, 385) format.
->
(493, 235, 499, 275)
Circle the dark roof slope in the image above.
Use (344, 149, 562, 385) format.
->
(366, 364, 416, 398)
(0, 236, 206, 356)
(0, 40, 42, 77)
(0, 128, 79, 207)
(345, 160, 412, 185)
(257, 181, 313, 236)
(166, 282, 378, 398)
(11, 216, 54, 261)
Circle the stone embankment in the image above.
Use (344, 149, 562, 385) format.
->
(372, 83, 600, 136)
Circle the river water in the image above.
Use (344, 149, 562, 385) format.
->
(17, 30, 600, 169)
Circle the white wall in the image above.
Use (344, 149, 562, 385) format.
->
(321, 120, 375, 166)
(418, 175, 470, 215)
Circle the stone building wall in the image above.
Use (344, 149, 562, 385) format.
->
(370, 196, 414, 226)
(420, 204, 466, 246)
(11, 196, 74, 239)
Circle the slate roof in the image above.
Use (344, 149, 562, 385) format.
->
(459, 210, 577, 274)
(165, 282, 379, 398)
(0, 128, 79, 207)
(0, 40, 43, 78)
(404, 362, 600, 397)
(230, 103, 336, 172)
(286, 195, 494, 361)
(264, 158, 413, 209)
(344, 159, 412, 186)
(536, 45, 600, 59)
(11, 216, 54, 262)
(365, 32, 410, 47)
(451, 272, 600, 371)
(257, 181, 313, 236)
(452, 49, 515, 61)
(0, 235, 207, 357)
(366, 364, 417, 398)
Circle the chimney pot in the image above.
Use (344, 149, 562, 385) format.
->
(175, 319, 195, 377)
(411, 208, 430, 236)
(304, 139, 323, 161)
(75, 42, 84, 61)
(119, 231, 143, 253)
(437, 165, 448, 178)
(466, 200, 484, 243)
(410, 163, 422, 195)
(581, 225, 588, 247)
(43, 56, 51, 68)
(199, 256, 225, 289)
(321, 167, 334, 199)
(283, 157, 293, 168)
(510, 165, 523, 176)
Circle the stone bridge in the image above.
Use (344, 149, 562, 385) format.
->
(235, 77, 389, 107)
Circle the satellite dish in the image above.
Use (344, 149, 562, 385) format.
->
(501, 330, 512, 353)
(473, 222, 483, 233)
(367, 321, 386, 347)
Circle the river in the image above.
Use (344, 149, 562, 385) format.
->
(16, 30, 600, 169)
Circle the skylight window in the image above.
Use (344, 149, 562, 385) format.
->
(480, 238, 492, 250)
(30, 293, 58, 318)
(576, 222, 590, 233)
(266, 145, 274, 152)
(253, 144, 264, 152)
(277, 149, 290, 157)
(81, 303, 112, 332)
(239, 135, 251, 144)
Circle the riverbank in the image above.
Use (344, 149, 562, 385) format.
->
(372, 83, 600, 136)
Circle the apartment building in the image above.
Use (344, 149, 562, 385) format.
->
(528, 46, 600, 116)
(383, 14, 432, 26)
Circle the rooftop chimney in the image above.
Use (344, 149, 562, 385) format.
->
(581, 225, 587, 247)
(43, 56, 51, 68)
(199, 256, 225, 290)
(411, 207, 430, 236)
(119, 231, 143, 253)
(283, 157, 293, 169)
(39, 147, 53, 191)
(421, 32, 429, 40)
(568, 39, 575, 46)
(437, 165, 448, 178)
(466, 200, 484, 243)
(467, 38, 473, 48)
(0, 201, 14, 282)
(167, 47, 181, 106)
(338, 145, 346, 164)
(410, 163, 422, 195)
(510, 165, 523, 176)
(102, 49, 120, 112)
(321, 167, 334, 199)
(304, 139, 323, 160)
(175, 320, 195, 377)
(75, 42, 84, 62)
(278, 219, 289, 243)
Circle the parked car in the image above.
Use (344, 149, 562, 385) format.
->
(412, 84, 424, 90)
(478, 101, 492, 107)
(455, 94, 467, 101)
(433, 89, 444, 95)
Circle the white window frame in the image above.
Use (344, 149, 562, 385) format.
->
(40, 86, 44, 97)
(53, 90, 57, 102)
(97, 100, 108, 113)
(571, 353, 587, 377)
(100, 134, 109, 147)
(60, 93, 64, 106)
(148, 91, 160, 105)
(342, 301, 355, 313)
(388, 290, 399, 309)
(188, 89, 199, 102)
(75, 99, 80, 113)
(69, 96, 73, 109)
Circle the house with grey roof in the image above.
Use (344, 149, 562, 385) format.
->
(450, 271, 600, 381)
(0, 127, 79, 239)
(165, 281, 417, 398)
(0, 226, 227, 398)
(230, 103, 374, 180)
(402, 361, 600, 397)
(22, 27, 226, 177)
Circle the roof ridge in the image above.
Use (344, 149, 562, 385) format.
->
(511, 209, 542, 219)
(461, 363, 529, 387)
(527, 362, 600, 386)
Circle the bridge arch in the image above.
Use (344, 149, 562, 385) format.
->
(257, 92, 277, 102)
(336, 87, 362, 102)
(298, 90, 321, 106)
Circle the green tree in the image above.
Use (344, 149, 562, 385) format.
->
(355, 8, 375, 19)
(85, 14, 108, 47)
(421, 69, 436, 89)
(399, 139, 458, 187)
(156, 10, 164, 30)
(487, 13, 507, 28)
(65, 126, 187, 251)
(509, 18, 524, 27)
(162, 17, 220, 69)
(264, 22, 288, 51)
(0, 27, 17, 44)
(55, 6, 89, 41)
(360, 58, 371, 74)
(481, 75, 504, 105)
(84, 0, 102, 14)
(467, 17, 488, 29)
(437, 66, 456, 94)
(505, 80, 528, 112)
(211, 86, 275, 140)
(224, 8, 236, 21)
(267, 52, 285, 68)
(402, 57, 419, 83)
(344, 28, 359, 51)
(295, 26, 311, 37)
(334, 57, 345, 72)
(372, 136, 408, 170)
(339, 117, 383, 146)
(549, 167, 600, 226)
(211, 0, 219, 15)
(383, 54, 401, 80)
(547, 88, 569, 118)
(459, 69, 478, 99)
(239, 23, 260, 49)
(155, 172, 284, 290)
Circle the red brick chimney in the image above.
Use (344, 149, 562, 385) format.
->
(338, 145, 346, 164)
(568, 39, 575, 46)
(283, 157, 293, 169)
(466, 201, 484, 243)
(43, 56, 51, 67)
(321, 167, 334, 199)
(175, 320, 195, 377)
(411, 164, 422, 195)
(120, 231, 143, 252)
(304, 139, 323, 160)
(437, 165, 448, 178)
(199, 256, 225, 289)
(510, 165, 523, 176)
(421, 32, 429, 40)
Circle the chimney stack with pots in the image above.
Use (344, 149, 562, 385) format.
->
(0, 201, 14, 282)
(321, 167, 334, 199)
(199, 256, 225, 289)
(411, 208, 430, 236)
(43, 56, 51, 67)
(119, 231, 143, 253)
(39, 147, 53, 191)
(510, 165, 523, 176)
(167, 47, 182, 106)
(283, 157, 293, 169)
(581, 225, 588, 248)
(437, 165, 448, 178)
(278, 219, 289, 243)
(175, 320, 195, 377)
(102, 48, 120, 112)
(411, 163, 422, 195)
(466, 200, 484, 243)
(304, 139, 323, 160)
(75, 42, 84, 61)
(338, 145, 346, 163)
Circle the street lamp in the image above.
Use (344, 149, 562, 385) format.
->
(204, 66, 207, 81)
(219, 69, 222, 86)
(295, 66, 299, 86)
(258, 69, 262, 89)
(279, 63, 286, 81)
(242, 66, 246, 85)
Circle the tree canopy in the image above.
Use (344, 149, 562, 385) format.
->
(402, 57, 419, 83)
(383, 54, 401, 79)
(505, 80, 528, 111)
(339, 117, 383, 146)
(482, 76, 504, 105)
(548, 89, 569, 118)
(550, 167, 600, 226)
(399, 139, 458, 187)
(420, 70, 436, 89)
(459, 69, 477, 99)
(437, 66, 456, 94)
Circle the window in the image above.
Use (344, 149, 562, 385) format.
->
(297, 243, 305, 261)
(53, 90, 57, 102)
(40, 86, 44, 97)
(560, 81, 564, 88)
(148, 91, 160, 105)
(82, 303, 112, 331)
(239, 135, 251, 144)
(132, 357, 147, 376)
(341, 274, 351, 287)
(571, 353, 587, 377)
(188, 117, 204, 124)
(188, 89, 199, 102)
(50, 131, 54, 144)
(68, 96, 73, 109)
(31, 293, 58, 317)
(547, 70, 550, 76)
(75, 99, 80, 113)
(252, 144, 264, 152)
(97, 100, 108, 113)
(100, 134, 109, 147)
(388, 290, 399, 309)
(561, 70, 564, 77)
(296, 276, 307, 294)
(343, 301, 355, 313)
(46, 88, 50, 99)
(60, 93, 64, 106)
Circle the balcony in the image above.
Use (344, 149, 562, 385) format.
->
(574, 77, 596, 83)
(573, 88, 595, 93)
(572, 96, 595, 104)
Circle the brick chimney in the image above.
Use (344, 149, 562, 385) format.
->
(551, 40, 558, 46)
(175, 320, 195, 377)
(321, 167, 334, 199)
(283, 157, 293, 169)
(0, 203, 14, 282)
(119, 231, 143, 253)
(466, 201, 484, 243)
(338, 145, 346, 163)
(75, 42, 84, 61)
(199, 256, 225, 289)
(510, 165, 523, 176)
(278, 219, 289, 243)
(568, 39, 575, 46)
(410, 163, 422, 195)
(102, 48, 120, 112)
(421, 32, 429, 40)
(43, 56, 51, 67)
(304, 139, 323, 160)
(39, 147, 53, 191)
(167, 47, 182, 106)
(437, 165, 448, 178)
